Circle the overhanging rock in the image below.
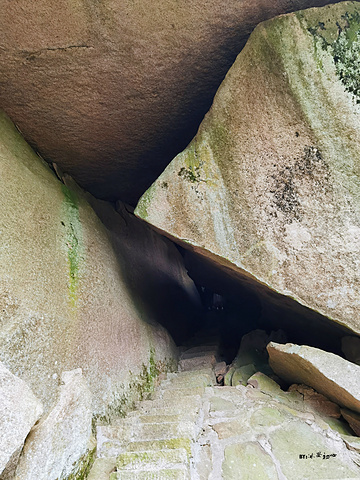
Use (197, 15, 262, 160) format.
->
(135, 1, 360, 335)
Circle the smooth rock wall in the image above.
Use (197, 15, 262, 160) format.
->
(0, 110, 198, 416)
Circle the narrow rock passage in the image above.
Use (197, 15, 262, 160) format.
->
(89, 334, 220, 480)
(89, 335, 360, 480)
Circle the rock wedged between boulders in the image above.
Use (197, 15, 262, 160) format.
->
(135, 1, 360, 336)
(225, 329, 286, 386)
(267, 342, 360, 414)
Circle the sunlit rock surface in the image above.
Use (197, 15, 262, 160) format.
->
(136, 2, 360, 335)
(15, 369, 94, 480)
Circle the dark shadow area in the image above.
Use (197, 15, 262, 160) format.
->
(84, 190, 356, 367)
(85, 196, 203, 345)
(175, 246, 355, 363)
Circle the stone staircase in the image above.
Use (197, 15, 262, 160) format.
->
(87, 331, 360, 480)
(88, 336, 221, 480)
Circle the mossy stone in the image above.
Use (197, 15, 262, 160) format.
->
(222, 442, 278, 480)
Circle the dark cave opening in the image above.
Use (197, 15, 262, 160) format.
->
(156, 240, 356, 372)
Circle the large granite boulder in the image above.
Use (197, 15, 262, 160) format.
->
(0, 110, 199, 417)
(136, 1, 360, 335)
(267, 342, 360, 414)
(0, 0, 340, 204)
(15, 369, 94, 480)
(0, 362, 43, 479)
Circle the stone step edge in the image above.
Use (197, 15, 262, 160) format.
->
(125, 437, 193, 458)
(115, 447, 189, 470)
(109, 468, 189, 480)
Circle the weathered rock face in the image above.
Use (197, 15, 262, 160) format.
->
(136, 1, 360, 335)
(0, 0, 340, 204)
(267, 342, 360, 414)
(0, 110, 200, 416)
(15, 369, 94, 480)
(0, 362, 43, 479)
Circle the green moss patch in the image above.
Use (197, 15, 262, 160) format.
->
(135, 183, 156, 220)
(61, 185, 83, 309)
(303, 6, 360, 101)
(62, 444, 96, 480)
(332, 13, 360, 100)
(93, 349, 176, 426)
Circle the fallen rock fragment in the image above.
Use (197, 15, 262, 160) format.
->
(231, 364, 257, 386)
(0, 362, 43, 479)
(15, 369, 95, 480)
(288, 384, 341, 418)
(225, 329, 285, 386)
(214, 361, 227, 377)
(267, 342, 360, 414)
(247, 372, 283, 395)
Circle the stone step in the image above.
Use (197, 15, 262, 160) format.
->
(87, 457, 117, 480)
(115, 448, 188, 470)
(181, 345, 219, 355)
(166, 368, 215, 379)
(136, 395, 202, 413)
(95, 367, 208, 466)
(161, 373, 215, 389)
(133, 406, 199, 422)
(126, 438, 192, 458)
(110, 467, 189, 480)
(152, 386, 205, 400)
(179, 354, 217, 371)
(132, 421, 196, 441)
(97, 418, 196, 456)
(129, 414, 183, 424)
(97, 424, 134, 458)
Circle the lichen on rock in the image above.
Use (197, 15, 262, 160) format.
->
(135, 1, 360, 336)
